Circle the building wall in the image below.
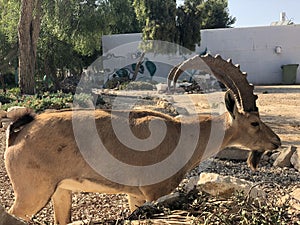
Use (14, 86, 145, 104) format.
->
(101, 34, 195, 86)
(197, 25, 300, 84)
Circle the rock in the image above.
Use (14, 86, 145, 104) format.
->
(156, 83, 168, 93)
(278, 188, 300, 214)
(216, 147, 249, 161)
(156, 192, 180, 206)
(290, 147, 300, 172)
(273, 146, 296, 168)
(290, 188, 300, 211)
(270, 151, 281, 161)
(0, 205, 26, 225)
(196, 172, 266, 199)
(185, 176, 200, 192)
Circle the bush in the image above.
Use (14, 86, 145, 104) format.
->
(0, 91, 73, 113)
(119, 81, 156, 90)
(0, 89, 107, 112)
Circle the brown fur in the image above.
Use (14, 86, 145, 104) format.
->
(3, 105, 280, 224)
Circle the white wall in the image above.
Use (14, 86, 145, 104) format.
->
(197, 25, 300, 84)
(101, 34, 195, 85)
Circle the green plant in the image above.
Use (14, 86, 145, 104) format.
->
(7, 87, 20, 95)
(73, 93, 94, 108)
(0, 90, 74, 112)
(119, 81, 156, 90)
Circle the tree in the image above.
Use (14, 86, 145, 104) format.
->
(106, 0, 141, 34)
(134, 0, 235, 52)
(199, 0, 236, 29)
(0, 0, 19, 73)
(177, 0, 203, 51)
(18, 0, 42, 94)
(133, 0, 177, 43)
(38, 0, 142, 91)
(1, 0, 235, 94)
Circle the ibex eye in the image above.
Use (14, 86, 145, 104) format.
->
(251, 122, 259, 127)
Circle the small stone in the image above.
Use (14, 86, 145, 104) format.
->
(156, 192, 180, 206)
(273, 146, 296, 168)
(270, 152, 281, 161)
(185, 176, 200, 192)
(278, 188, 300, 214)
(290, 147, 300, 172)
(196, 172, 266, 199)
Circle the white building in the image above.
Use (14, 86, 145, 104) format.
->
(197, 24, 300, 84)
(101, 24, 300, 85)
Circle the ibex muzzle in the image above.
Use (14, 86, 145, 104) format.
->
(2, 54, 280, 224)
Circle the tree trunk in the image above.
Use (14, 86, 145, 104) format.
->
(132, 52, 145, 81)
(18, 0, 41, 94)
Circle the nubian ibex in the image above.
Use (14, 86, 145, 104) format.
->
(1, 54, 281, 224)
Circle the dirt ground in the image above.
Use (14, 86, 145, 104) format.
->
(254, 85, 300, 147)
(0, 85, 299, 224)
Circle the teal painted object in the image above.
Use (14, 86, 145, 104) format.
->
(145, 61, 156, 77)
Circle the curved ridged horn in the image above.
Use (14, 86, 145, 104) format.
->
(167, 54, 258, 112)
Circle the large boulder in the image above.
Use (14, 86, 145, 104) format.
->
(186, 173, 266, 199)
(273, 146, 296, 168)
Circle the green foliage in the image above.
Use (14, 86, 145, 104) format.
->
(36, 0, 142, 92)
(199, 0, 236, 29)
(0, 0, 235, 93)
(0, 0, 20, 43)
(6, 87, 20, 95)
(73, 93, 94, 108)
(134, 0, 235, 52)
(134, 0, 177, 43)
(43, 0, 140, 57)
(177, 0, 203, 51)
(119, 81, 156, 90)
(42, 0, 105, 58)
(0, 91, 73, 113)
(106, 0, 141, 34)
(0, 88, 107, 112)
(0, 0, 19, 73)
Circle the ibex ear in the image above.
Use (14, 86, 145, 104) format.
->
(225, 91, 236, 119)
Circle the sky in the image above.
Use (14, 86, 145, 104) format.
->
(177, 0, 300, 28)
(228, 0, 300, 27)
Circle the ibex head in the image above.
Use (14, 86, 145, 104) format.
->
(168, 54, 281, 170)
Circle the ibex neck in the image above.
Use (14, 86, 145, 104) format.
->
(184, 112, 233, 171)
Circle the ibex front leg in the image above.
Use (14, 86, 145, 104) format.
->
(52, 188, 72, 225)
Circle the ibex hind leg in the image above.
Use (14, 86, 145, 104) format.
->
(8, 181, 56, 222)
(52, 187, 72, 225)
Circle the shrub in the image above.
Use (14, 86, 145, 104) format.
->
(0, 91, 74, 113)
(119, 81, 156, 90)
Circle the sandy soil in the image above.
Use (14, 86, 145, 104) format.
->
(0, 85, 299, 224)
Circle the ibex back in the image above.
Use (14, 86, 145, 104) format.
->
(1, 55, 281, 225)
